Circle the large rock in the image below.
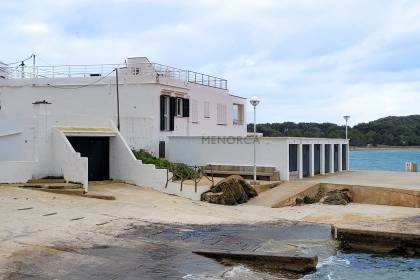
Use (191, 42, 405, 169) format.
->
(320, 189, 352, 205)
(201, 175, 258, 205)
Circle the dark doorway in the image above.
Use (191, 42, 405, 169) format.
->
(325, 144, 330, 173)
(289, 144, 298, 172)
(342, 144, 347, 170)
(159, 141, 166, 158)
(334, 144, 339, 172)
(67, 137, 110, 181)
(302, 144, 310, 177)
(314, 144, 321, 175)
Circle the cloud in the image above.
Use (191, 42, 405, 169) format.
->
(1, 0, 420, 124)
(18, 23, 50, 34)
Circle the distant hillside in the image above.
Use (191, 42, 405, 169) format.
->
(248, 115, 420, 147)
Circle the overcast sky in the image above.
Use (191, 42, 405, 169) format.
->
(1, 0, 420, 126)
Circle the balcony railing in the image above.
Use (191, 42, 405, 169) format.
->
(1, 62, 228, 90)
(233, 119, 245, 125)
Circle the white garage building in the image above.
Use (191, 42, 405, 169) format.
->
(0, 56, 349, 200)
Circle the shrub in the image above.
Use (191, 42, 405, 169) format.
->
(303, 196, 317, 204)
(132, 149, 199, 181)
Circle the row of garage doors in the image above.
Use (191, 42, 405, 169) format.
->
(289, 144, 347, 177)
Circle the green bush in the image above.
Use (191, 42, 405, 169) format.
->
(303, 196, 317, 204)
(132, 149, 199, 181)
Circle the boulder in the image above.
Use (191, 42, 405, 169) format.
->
(320, 189, 352, 205)
(201, 175, 258, 205)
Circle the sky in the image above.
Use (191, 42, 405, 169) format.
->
(1, 0, 420, 126)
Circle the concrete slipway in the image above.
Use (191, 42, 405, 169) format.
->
(248, 170, 420, 208)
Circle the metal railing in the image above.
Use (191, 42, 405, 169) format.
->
(152, 63, 227, 89)
(2, 62, 228, 90)
(165, 164, 216, 193)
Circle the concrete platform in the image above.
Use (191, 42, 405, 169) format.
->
(318, 170, 420, 190)
(193, 250, 317, 273)
(248, 170, 420, 208)
(332, 218, 420, 255)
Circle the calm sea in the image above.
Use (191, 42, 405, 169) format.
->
(350, 148, 420, 171)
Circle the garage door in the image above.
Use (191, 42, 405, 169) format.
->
(302, 144, 310, 177)
(67, 137, 110, 181)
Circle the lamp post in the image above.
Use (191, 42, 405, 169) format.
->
(343, 115, 350, 140)
(250, 96, 260, 184)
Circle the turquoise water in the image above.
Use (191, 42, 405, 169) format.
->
(350, 149, 420, 171)
(306, 252, 420, 280)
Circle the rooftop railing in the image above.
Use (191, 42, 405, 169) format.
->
(1, 62, 228, 90)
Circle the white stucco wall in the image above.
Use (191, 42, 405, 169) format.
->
(52, 129, 88, 191)
(0, 161, 34, 183)
(109, 129, 208, 200)
(167, 136, 290, 181)
(0, 73, 247, 161)
(167, 136, 350, 181)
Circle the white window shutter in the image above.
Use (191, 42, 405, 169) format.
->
(217, 103, 227, 125)
(191, 99, 199, 123)
(204, 101, 210, 118)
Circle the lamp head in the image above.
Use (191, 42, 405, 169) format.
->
(250, 96, 260, 107)
(343, 115, 350, 121)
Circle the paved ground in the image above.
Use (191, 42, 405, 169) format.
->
(317, 170, 420, 190)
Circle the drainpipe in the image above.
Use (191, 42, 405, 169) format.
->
(115, 68, 120, 131)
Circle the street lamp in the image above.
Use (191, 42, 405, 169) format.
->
(250, 96, 260, 184)
(343, 115, 350, 140)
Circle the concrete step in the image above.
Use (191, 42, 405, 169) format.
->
(20, 182, 82, 190)
(193, 249, 317, 273)
(332, 225, 420, 255)
(28, 178, 66, 184)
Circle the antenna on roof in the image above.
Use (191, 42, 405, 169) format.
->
(20, 60, 25, 78)
(32, 54, 36, 78)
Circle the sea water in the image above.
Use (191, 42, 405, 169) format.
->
(350, 149, 420, 171)
(304, 252, 420, 280)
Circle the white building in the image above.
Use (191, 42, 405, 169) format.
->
(0, 56, 349, 200)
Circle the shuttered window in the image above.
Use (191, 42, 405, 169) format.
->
(217, 103, 227, 125)
(176, 98, 183, 117)
(169, 97, 176, 131)
(182, 98, 189, 117)
(204, 101, 210, 118)
(191, 99, 199, 123)
(160, 95, 175, 131)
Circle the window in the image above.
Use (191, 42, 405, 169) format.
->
(163, 96, 170, 130)
(191, 99, 199, 123)
(204, 101, 210, 118)
(160, 95, 175, 131)
(232, 104, 244, 125)
(176, 98, 183, 117)
(182, 98, 190, 117)
(217, 103, 227, 125)
(132, 67, 140, 75)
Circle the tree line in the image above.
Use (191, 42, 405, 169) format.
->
(247, 115, 420, 147)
